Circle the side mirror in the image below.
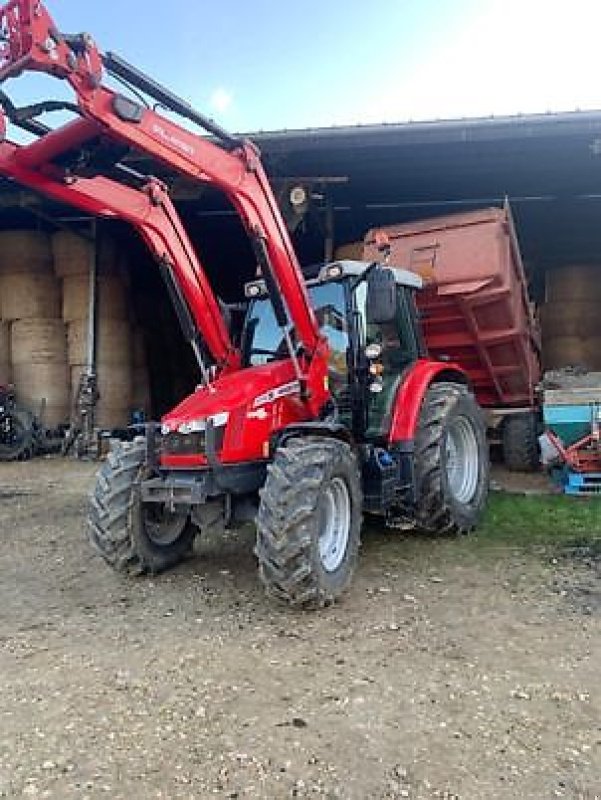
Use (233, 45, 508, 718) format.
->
(366, 266, 397, 324)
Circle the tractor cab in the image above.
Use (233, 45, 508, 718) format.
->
(242, 261, 425, 441)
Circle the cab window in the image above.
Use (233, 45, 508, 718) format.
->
(243, 282, 349, 393)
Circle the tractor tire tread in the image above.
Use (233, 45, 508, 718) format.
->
(503, 412, 540, 472)
(87, 438, 194, 576)
(255, 436, 361, 608)
(415, 382, 488, 536)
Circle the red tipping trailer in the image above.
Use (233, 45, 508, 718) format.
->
(363, 207, 542, 471)
(364, 206, 541, 410)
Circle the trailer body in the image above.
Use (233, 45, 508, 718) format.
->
(364, 207, 541, 409)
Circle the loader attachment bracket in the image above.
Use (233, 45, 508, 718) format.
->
(0, 0, 102, 88)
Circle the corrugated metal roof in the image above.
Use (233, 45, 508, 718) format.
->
(248, 109, 601, 147)
(2, 109, 601, 281)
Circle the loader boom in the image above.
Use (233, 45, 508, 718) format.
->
(0, 0, 322, 372)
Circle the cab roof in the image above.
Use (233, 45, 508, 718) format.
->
(323, 260, 423, 289)
(244, 260, 422, 299)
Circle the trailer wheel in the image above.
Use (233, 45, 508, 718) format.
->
(87, 438, 196, 575)
(255, 436, 362, 607)
(502, 412, 540, 472)
(0, 409, 35, 461)
(415, 382, 489, 535)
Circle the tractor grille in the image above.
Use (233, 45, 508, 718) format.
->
(161, 431, 205, 455)
(161, 426, 225, 456)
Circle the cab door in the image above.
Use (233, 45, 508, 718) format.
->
(354, 282, 425, 439)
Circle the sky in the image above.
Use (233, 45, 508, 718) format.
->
(4, 0, 601, 133)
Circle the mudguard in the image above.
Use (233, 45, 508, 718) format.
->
(388, 359, 469, 443)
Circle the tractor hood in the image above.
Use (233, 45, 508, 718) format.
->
(159, 359, 309, 466)
(161, 360, 300, 434)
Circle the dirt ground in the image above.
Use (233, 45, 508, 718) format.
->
(0, 458, 600, 800)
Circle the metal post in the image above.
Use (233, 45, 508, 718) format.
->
(324, 195, 334, 263)
(77, 220, 98, 452)
(59, 220, 100, 458)
(86, 220, 98, 374)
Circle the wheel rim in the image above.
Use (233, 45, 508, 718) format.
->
(318, 476, 351, 572)
(445, 415, 480, 504)
(143, 505, 188, 546)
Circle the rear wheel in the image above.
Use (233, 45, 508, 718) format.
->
(0, 409, 34, 461)
(87, 438, 196, 574)
(502, 412, 540, 472)
(255, 436, 362, 607)
(415, 382, 489, 534)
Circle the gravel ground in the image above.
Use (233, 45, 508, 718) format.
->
(0, 458, 600, 800)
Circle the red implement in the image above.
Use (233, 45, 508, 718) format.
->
(365, 207, 541, 408)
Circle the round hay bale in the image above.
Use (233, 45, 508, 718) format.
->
(52, 231, 91, 278)
(334, 241, 364, 261)
(540, 302, 599, 339)
(95, 406, 130, 429)
(0, 320, 10, 365)
(97, 236, 123, 278)
(52, 231, 122, 278)
(70, 363, 132, 429)
(132, 329, 147, 368)
(543, 336, 591, 370)
(131, 366, 151, 413)
(70, 363, 132, 407)
(96, 364, 132, 409)
(66, 320, 89, 366)
(0, 231, 53, 274)
(62, 275, 90, 322)
(12, 362, 69, 427)
(586, 337, 601, 371)
(62, 274, 128, 322)
(11, 319, 68, 365)
(67, 319, 132, 366)
(546, 265, 601, 302)
(0, 362, 11, 385)
(0, 273, 61, 320)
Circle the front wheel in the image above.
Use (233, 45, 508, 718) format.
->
(87, 438, 196, 575)
(255, 436, 362, 607)
(414, 382, 489, 535)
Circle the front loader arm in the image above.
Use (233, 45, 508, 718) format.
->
(0, 0, 323, 365)
(0, 122, 238, 371)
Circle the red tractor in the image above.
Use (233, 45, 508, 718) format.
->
(0, 1, 489, 605)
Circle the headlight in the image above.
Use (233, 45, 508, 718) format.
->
(177, 412, 228, 434)
(178, 419, 205, 435)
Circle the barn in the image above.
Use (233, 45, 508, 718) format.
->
(1, 109, 601, 427)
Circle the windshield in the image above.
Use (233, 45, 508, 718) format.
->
(243, 281, 348, 367)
